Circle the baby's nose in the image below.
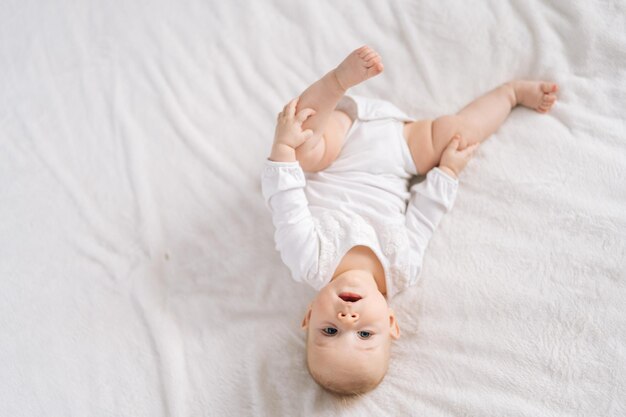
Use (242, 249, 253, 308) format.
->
(337, 311, 359, 322)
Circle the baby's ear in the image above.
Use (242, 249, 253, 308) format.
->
(388, 309, 401, 339)
(301, 305, 312, 330)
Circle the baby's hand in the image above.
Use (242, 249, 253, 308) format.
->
(273, 97, 316, 150)
(439, 135, 479, 178)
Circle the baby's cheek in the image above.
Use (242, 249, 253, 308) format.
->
(310, 292, 332, 315)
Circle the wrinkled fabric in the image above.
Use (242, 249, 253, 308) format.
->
(1, 0, 625, 416)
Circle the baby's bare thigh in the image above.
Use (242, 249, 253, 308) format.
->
(297, 110, 352, 172)
(404, 117, 466, 174)
(316, 110, 353, 171)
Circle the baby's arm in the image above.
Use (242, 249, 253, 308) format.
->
(269, 98, 315, 162)
(262, 99, 322, 285)
(405, 136, 477, 279)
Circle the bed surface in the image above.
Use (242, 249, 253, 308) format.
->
(1, 1, 625, 416)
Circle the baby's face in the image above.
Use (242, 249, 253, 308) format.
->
(304, 270, 397, 343)
(302, 270, 400, 390)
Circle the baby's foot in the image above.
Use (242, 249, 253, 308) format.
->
(511, 80, 559, 113)
(333, 45, 384, 91)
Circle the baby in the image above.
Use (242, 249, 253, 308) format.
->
(261, 46, 557, 395)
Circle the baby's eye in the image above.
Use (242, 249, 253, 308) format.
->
(322, 327, 338, 336)
(357, 331, 373, 339)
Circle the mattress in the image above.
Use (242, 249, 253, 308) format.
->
(1, 1, 625, 416)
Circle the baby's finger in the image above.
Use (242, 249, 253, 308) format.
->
(282, 98, 296, 115)
(445, 136, 460, 152)
(302, 129, 314, 140)
(286, 97, 299, 118)
(296, 108, 316, 123)
(460, 143, 479, 157)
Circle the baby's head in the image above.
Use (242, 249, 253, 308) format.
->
(301, 269, 401, 395)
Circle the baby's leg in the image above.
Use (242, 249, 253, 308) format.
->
(404, 81, 558, 174)
(296, 110, 352, 172)
(295, 46, 384, 172)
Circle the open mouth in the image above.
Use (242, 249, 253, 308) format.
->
(338, 292, 362, 302)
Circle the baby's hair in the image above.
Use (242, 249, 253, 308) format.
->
(306, 361, 385, 396)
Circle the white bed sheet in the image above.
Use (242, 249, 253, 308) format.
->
(1, 1, 625, 416)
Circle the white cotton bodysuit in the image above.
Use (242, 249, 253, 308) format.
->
(261, 95, 459, 298)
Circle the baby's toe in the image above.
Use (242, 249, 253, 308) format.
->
(361, 51, 378, 63)
(538, 100, 555, 112)
(366, 55, 382, 68)
(543, 96, 557, 106)
(367, 63, 383, 77)
(541, 82, 558, 94)
(358, 46, 373, 58)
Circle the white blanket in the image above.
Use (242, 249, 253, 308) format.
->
(1, 1, 625, 416)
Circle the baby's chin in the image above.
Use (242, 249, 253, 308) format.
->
(329, 270, 379, 291)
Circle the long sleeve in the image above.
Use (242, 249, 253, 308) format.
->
(405, 167, 458, 282)
(261, 159, 320, 284)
